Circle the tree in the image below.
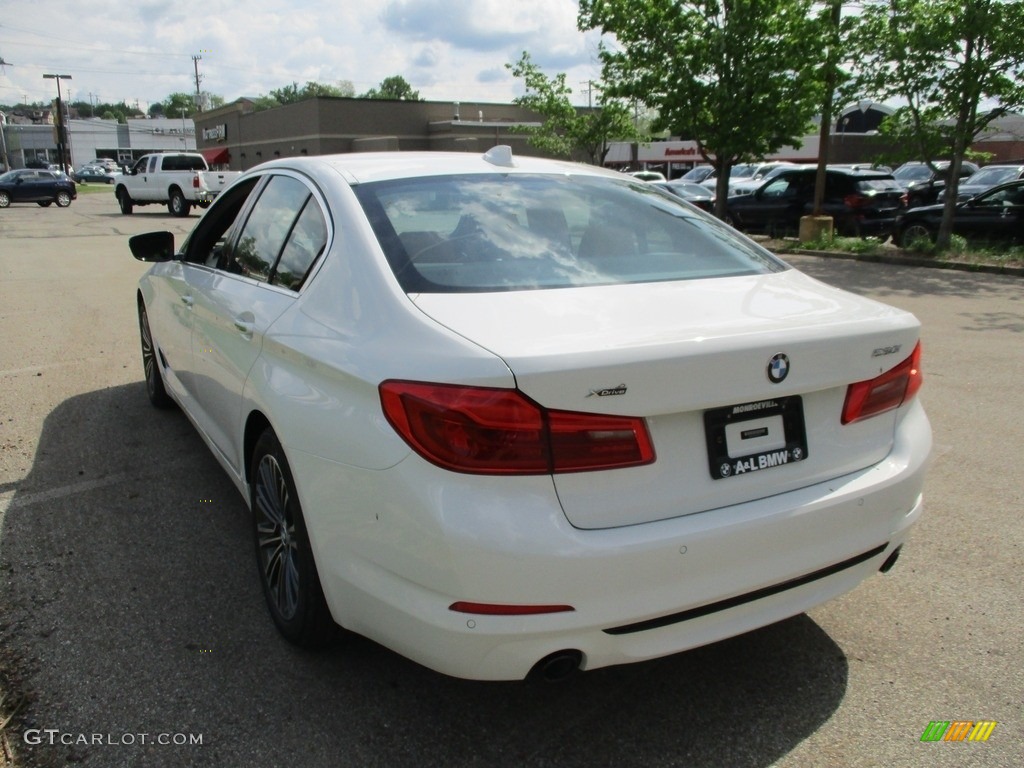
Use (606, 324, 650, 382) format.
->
(271, 80, 355, 104)
(578, 0, 826, 217)
(852, 0, 1024, 249)
(252, 81, 355, 111)
(360, 75, 421, 101)
(88, 101, 137, 123)
(506, 52, 639, 164)
(161, 92, 198, 118)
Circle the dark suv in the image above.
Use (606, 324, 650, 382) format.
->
(725, 167, 905, 238)
(892, 161, 979, 207)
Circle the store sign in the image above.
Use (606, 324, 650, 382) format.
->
(203, 124, 226, 141)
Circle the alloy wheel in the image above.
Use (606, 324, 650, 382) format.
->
(254, 454, 300, 621)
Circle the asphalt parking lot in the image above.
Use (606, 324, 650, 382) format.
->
(0, 192, 1022, 768)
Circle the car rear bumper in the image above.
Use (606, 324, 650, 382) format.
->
(294, 400, 931, 680)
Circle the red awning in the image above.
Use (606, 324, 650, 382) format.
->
(200, 147, 229, 165)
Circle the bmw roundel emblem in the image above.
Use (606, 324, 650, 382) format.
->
(767, 353, 790, 383)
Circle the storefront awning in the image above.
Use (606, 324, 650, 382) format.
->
(200, 147, 229, 165)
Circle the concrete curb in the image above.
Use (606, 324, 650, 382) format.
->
(772, 247, 1024, 278)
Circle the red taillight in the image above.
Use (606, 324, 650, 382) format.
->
(449, 602, 574, 615)
(379, 381, 655, 475)
(842, 342, 923, 425)
(844, 193, 867, 209)
(192, 174, 201, 188)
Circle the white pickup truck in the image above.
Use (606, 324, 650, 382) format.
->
(115, 153, 242, 217)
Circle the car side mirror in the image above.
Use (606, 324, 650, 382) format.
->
(129, 231, 176, 262)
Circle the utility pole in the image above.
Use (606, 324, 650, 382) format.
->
(43, 73, 72, 173)
(580, 80, 594, 108)
(192, 55, 203, 112)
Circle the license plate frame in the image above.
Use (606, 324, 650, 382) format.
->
(703, 396, 808, 480)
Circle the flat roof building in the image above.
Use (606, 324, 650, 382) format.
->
(193, 97, 549, 171)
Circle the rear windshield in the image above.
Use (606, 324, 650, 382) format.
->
(162, 155, 208, 171)
(354, 174, 785, 293)
(966, 167, 1021, 186)
(856, 178, 901, 193)
(893, 165, 931, 181)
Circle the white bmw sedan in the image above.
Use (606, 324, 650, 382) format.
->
(131, 147, 931, 681)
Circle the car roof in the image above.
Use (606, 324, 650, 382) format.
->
(248, 148, 626, 186)
(777, 166, 893, 178)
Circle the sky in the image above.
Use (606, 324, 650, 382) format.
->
(0, 0, 606, 111)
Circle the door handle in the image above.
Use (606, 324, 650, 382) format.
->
(180, 294, 194, 307)
(233, 317, 254, 337)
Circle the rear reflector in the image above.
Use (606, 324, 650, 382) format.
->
(449, 602, 575, 615)
(379, 380, 655, 475)
(842, 342, 923, 424)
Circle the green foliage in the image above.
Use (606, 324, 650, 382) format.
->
(147, 93, 199, 119)
(851, 0, 1024, 247)
(903, 233, 938, 255)
(578, 0, 828, 212)
(251, 81, 355, 111)
(506, 52, 639, 164)
(360, 76, 421, 101)
(800, 234, 885, 255)
(271, 80, 355, 103)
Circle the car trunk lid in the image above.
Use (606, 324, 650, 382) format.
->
(411, 270, 921, 528)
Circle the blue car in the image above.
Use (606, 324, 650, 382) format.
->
(0, 169, 78, 208)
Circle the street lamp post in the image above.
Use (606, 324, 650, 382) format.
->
(43, 73, 72, 172)
(0, 110, 10, 171)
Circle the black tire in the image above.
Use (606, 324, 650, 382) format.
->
(0, 191, 9, 208)
(117, 188, 134, 215)
(251, 429, 337, 648)
(138, 301, 174, 409)
(168, 188, 191, 217)
(38, 201, 52, 207)
(56, 190, 72, 207)
(723, 212, 738, 229)
(898, 222, 935, 249)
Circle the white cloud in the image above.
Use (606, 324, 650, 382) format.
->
(0, 0, 604, 109)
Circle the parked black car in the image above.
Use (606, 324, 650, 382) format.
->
(893, 179, 1024, 247)
(650, 180, 715, 212)
(946, 164, 1024, 202)
(892, 161, 978, 207)
(0, 169, 77, 208)
(724, 167, 905, 238)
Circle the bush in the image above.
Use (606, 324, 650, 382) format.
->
(800, 234, 884, 255)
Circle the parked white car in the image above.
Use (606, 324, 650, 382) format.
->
(131, 147, 931, 681)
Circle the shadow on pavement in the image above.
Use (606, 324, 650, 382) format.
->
(1, 383, 849, 767)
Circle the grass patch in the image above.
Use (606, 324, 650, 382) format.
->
(760, 232, 1024, 270)
(800, 234, 886, 255)
(74, 183, 117, 195)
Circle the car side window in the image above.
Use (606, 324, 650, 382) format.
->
(762, 177, 792, 198)
(227, 176, 316, 284)
(182, 178, 262, 268)
(272, 198, 328, 291)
